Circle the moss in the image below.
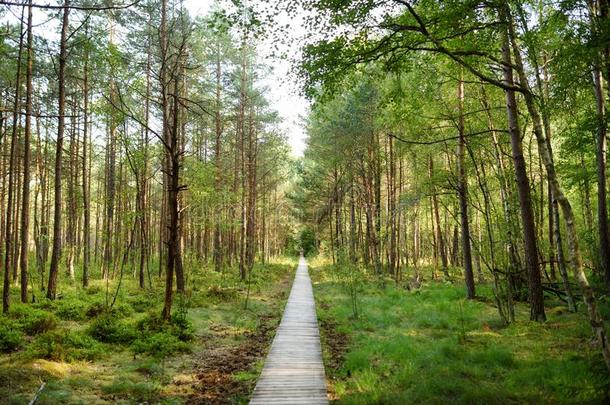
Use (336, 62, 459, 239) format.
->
(102, 377, 161, 402)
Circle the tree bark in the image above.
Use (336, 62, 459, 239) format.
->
(19, 0, 34, 303)
(47, 0, 70, 300)
(430, 156, 449, 275)
(457, 75, 475, 299)
(213, 46, 223, 273)
(82, 29, 90, 288)
(501, 17, 545, 321)
(507, 5, 610, 367)
(3, 5, 25, 311)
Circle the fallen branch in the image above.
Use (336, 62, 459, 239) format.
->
(28, 382, 45, 405)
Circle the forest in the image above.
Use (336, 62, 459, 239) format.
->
(0, 0, 610, 403)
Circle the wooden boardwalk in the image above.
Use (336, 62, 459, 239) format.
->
(250, 257, 328, 404)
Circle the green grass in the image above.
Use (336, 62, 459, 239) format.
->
(311, 261, 610, 404)
(0, 256, 296, 403)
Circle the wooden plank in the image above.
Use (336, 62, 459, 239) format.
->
(249, 257, 328, 405)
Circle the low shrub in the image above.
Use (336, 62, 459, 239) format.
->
(135, 312, 164, 334)
(85, 302, 133, 320)
(131, 332, 190, 359)
(206, 285, 238, 301)
(0, 322, 23, 352)
(86, 285, 103, 295)
(28, 330, 104, 362)
(56, 299, 89, 321)
(171, 307, 194, 341)
(9, 305, 57, 335)
(131, 358, 165, 378)
(85, 302, 106, 319)
(136, 309, 194, 342)
(127, 295, 154, 313)
(87, 315, 137, 344)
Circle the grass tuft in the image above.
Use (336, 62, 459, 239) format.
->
(313, 261, 610, 404)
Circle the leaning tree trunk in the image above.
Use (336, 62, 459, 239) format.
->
(553, 199, 577, 312)
(501, 17, 546, 321)
(507, 6, 610, 368)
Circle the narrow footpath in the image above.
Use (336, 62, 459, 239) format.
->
(249, 257, 328, 404)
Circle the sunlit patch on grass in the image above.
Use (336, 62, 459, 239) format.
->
(0, 257, 297, 403)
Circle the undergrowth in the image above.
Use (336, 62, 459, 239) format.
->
(311, 259, 610, 404)
(0, 256, 296, 403)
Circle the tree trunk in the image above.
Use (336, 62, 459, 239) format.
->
(430, 156, 449, 276)
(553, 199, 576, 312)
(19, 0, 34, 303)
(82, 37, 90, 288)
(501, 18, 546, 321)
(507, 5, 610, 368)
(47, 0, 70, 300)
(3, 5, 25, 311)
(213, 47, 223, 273)
(160, 0, 173, 320)
(592, 46, 610, 289)
(457, 75, 475, 299)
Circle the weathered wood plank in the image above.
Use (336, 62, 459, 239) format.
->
(249, 257, 328, 405)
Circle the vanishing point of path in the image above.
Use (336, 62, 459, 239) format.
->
(249, 257, 329, 404)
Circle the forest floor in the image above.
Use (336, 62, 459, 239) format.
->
(310, 258, 610, 404)
(0, 257, 295, 404)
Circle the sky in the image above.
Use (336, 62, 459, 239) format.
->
(4, 0, 310, 157)
(185, 0, 310, 157)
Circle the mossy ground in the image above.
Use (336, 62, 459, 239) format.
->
(310, 258, 610, 404)
(0, 256, 295, 404)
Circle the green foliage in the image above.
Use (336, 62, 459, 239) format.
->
(87, 315, 137, 344)
(85, 301, 133, 319)
(313, 265, 610, 403)
(171, 304, 195, 342)
(102, 377, 161, 402)
(27, 330, 104, 362)
(0, 322, 23, 353)
(8, 305, 57, 335)
(126, 294, 156, 313)
(130, 358, 166, 379)
(206, 285, 239, 302)
(136, 309, 194, 343)
(85, 302, 107, 318)
(298, 226, 318, 257)
(55, 299, 89, 321)
(36, 381, 73, 404)
(131, 332, 190, 359)
(0, 256, 294, 402)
